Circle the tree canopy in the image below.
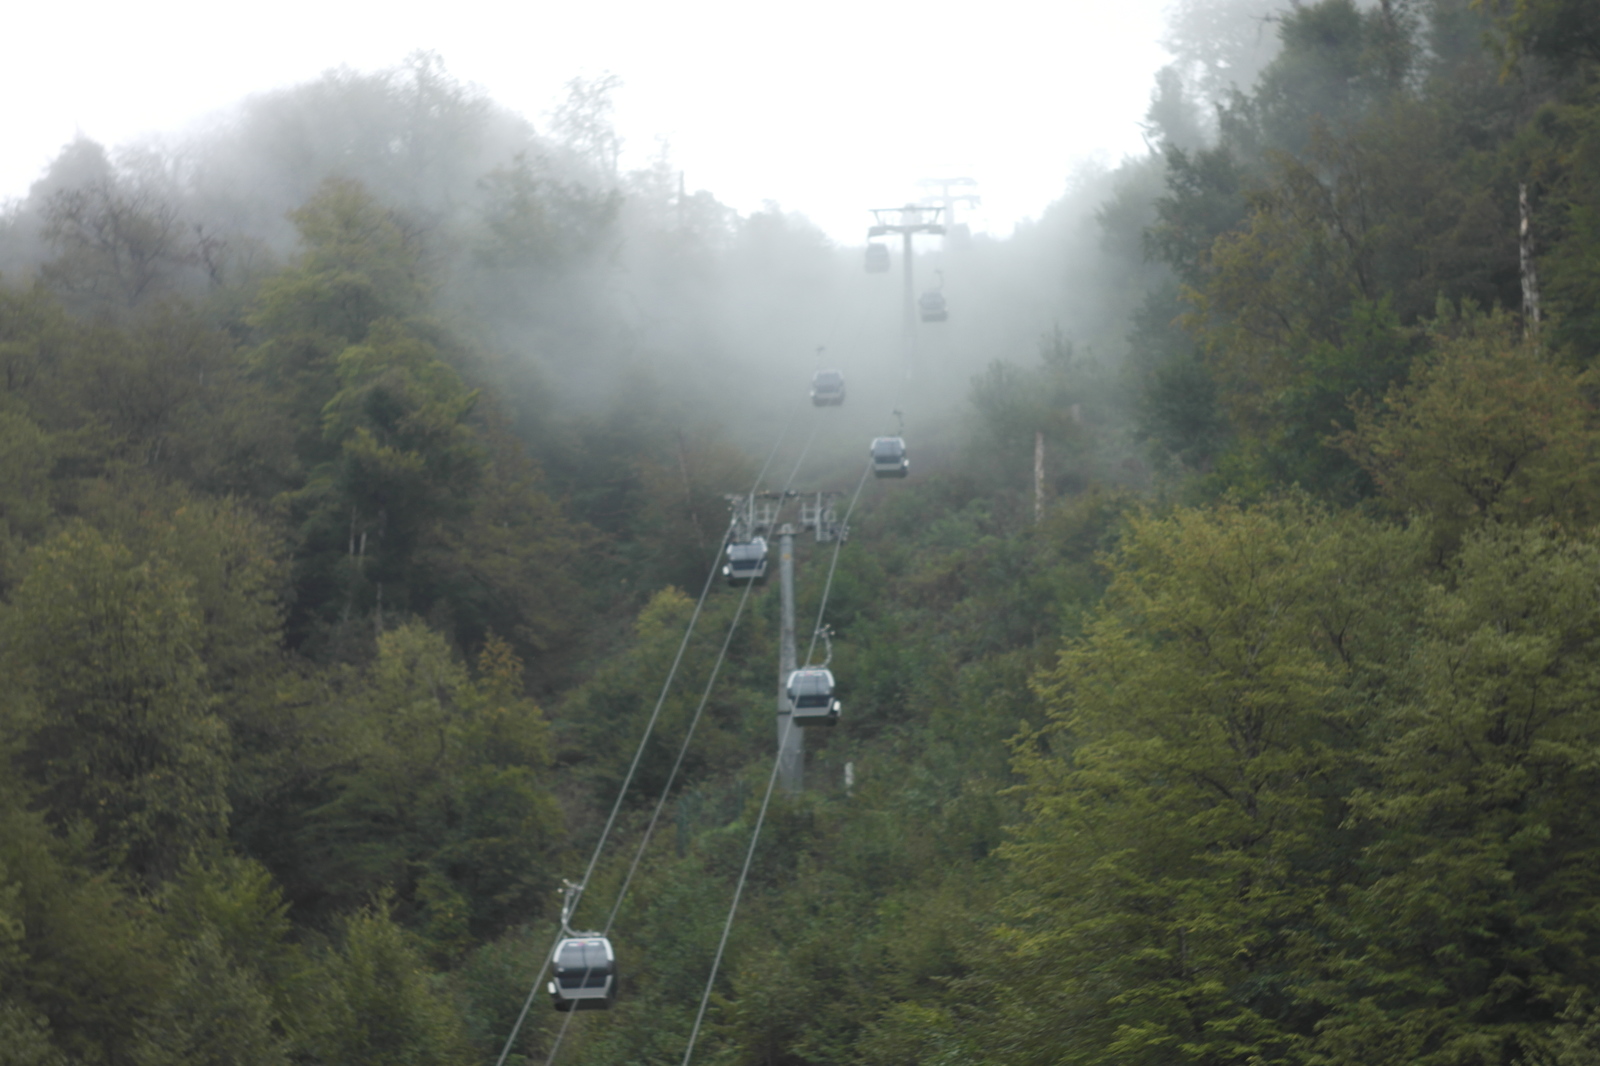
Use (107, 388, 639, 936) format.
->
(4, 8, 1600, 1063)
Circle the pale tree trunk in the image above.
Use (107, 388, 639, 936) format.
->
(1034, 431, 1045, 524)
(1520, 183, 1542, 346)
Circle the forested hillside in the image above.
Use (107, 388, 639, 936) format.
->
(3, 0, 1600, 1063)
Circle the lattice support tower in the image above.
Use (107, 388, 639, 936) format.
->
(799, 491, 847, 543)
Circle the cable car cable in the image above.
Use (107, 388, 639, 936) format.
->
(808, 261, 872, 407)
(542, 997, 580, 1065)
(589, 306, 896, 1065)
(807, 278, 915, 658)
(803, 457, 873, 666)
(566, 410, 806, 922)
(502, 249, 906, 1064)
(603, 576, 758, 934)
(533, 420, 821, 1066)
(807, 386, 913, 665)
(674, 423, 834, 1066)
(691, 278, 922, 1061)
(601, 417, 822, 934)
(494, 540, 725, 1066)
(492, 411, 804, 1066)
(679, 714, 796, 1066)
(540, 573, 767, 1066)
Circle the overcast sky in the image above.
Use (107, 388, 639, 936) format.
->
(3, 0, 1175, 242)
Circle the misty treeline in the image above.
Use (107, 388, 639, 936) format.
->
(1, 0, 1599, 1062)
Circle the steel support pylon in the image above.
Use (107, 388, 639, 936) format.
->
(776, 525, 803, 794)
(902, 228, 917, 368)
(867, 204, 943, 377)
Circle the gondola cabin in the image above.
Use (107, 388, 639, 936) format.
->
(864, 242, 890, 273)
(811, 369, 846, 406)
(918, 290, 948, 323)
(870, 437, 909, 478)
(724, 538, 769, 585)
(786, 667, 841, 726)
(548, 935, 617, 1011)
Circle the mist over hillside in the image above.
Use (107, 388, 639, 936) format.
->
(0, 40, 1188, 523)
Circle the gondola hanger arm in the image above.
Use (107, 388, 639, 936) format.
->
(807, 625, 834, 669)
(559, 879, 582, 936)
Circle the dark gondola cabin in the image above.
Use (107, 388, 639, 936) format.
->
(548, 935, 617, 1011)
(918, 290, 948, 323)
(786, 667, 840, 726)
(723, 538, 769, 585)
(811, 369, 846, 406)
(864, 242, 890, 273)
(870, 437, 908, 478)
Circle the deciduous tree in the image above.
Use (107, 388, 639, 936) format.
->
(3, 524, 228, 881)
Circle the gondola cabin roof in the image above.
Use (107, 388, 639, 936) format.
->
(786, 667, 835, 697)
(871, 436, 906, 458)
(553, 935, 615, 971)
(784, 665, 838, 723)
(811, 369, 846, 405)
(724, 537, 770, 584)
(870, 436, 909, 478)
(727, 537, 768, 562)
(786, 667, 841, 726)
(549, 935, 617, 1012)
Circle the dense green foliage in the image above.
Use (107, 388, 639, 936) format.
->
(4, 3, 1600, 1063)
